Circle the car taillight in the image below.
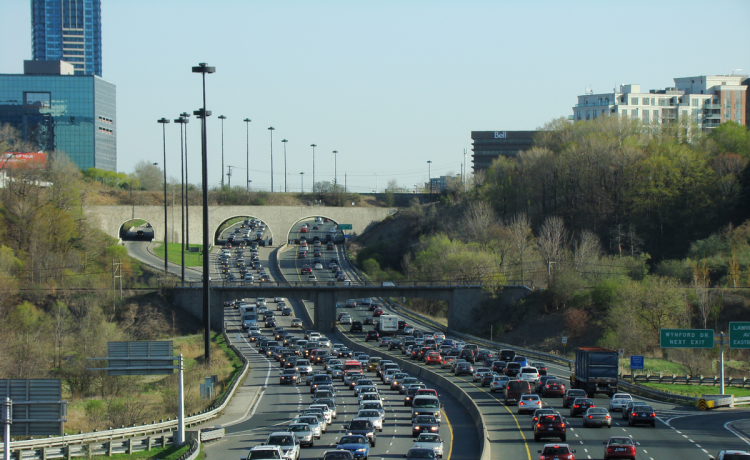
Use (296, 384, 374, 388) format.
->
(574, 405, 579, 408)
(546, 385, 550, 388)
(632, 412, 637, 417)
(651, 413, 656, 417)
(590, 404, 595, 407)
(607, 448, 614, 453)
(559, 423, 565, 427)
(536, 423, 541, 427)
(588, 415, 593, 419)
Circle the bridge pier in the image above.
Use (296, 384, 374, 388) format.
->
(314, 291, 338, 332)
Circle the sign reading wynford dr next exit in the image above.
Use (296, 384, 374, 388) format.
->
(729, 322, 750, 349)
(660, 329, 714, 348)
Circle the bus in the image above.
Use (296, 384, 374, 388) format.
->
(240, 304, 258, 331)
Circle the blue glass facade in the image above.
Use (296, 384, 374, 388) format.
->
(0, 74, 116, 171)
(31, 0, 103, 77)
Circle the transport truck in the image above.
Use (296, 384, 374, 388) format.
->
(571, 347, 618, 397)
(376, 315, 399, 336)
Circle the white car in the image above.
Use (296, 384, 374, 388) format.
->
(309, 404, 333, 424)
(264, 432, 300, 460)
(609, 393, 633, 412)
(246, 445, 285, 460)
(314, 263, 323, 270)
(294, 416, 322, 438)
(356, 409, 384, 431)
(518, 394, 542, 414)
(414, 433, 444, 458)
(518, 367, 540, 383)
(472, 367, 491, 382)
(339, 315, 352, 325)
(274, 297, 284, 302)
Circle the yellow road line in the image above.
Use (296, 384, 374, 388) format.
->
(441, 407, 453, 460)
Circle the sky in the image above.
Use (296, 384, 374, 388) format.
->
(1, 0, 749, 192)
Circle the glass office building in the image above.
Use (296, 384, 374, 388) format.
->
(31, 0, 103, 76)
(0, 73, 116, 171)
(471, 131, 536, 173)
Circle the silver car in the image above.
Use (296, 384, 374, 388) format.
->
(360, 401, 385, 421)
(295, 360, 312, 374)
(413, 433, 444, 458)
(286, 423, 314, 447)
(294, 416, 322, 438)
(356, 409, 384, 431)
(489, 375, 510, 393)
(609, 393, 633, 412)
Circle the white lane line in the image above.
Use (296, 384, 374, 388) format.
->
(575, 433, 579, 438)
(677, 431, 682, 434)
(689, 439, 695, 443)
(644, 450, 648, 453)
(702, 449, 709, 453)
(683, 435, 689, 438)
(584, 449, 588, 453)
(696, 444, 702, 448)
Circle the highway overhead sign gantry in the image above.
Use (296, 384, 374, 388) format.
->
(729, 322, 750, 349)
(660, 329, 714, 348)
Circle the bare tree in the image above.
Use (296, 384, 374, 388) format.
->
(537, 216, 569, 285)
(574, 230, 601, 277)
(508, 213, 533, 285)
(464, 201, 498, 247)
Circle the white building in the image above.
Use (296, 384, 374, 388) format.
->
(572, 75, 747, 131)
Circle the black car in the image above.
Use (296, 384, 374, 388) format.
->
(343, 419, 376, 447)
(389, 340, 403, 351)
(491, 361, 507, 374)
(570, 398, 596, 417)
(363, 317, 374, 325)
(279, 369, 299, 385)
(627, 405, 656, 427)
(365, 330, 380, 342)
(459, 349, 475, 363)
(411, 415, 439, 438)
(264, 318, 277, 328)
(350, 321, 363, 332)
(562, 389, 587, 408)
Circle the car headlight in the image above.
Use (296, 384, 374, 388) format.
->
(356, 448, 366, 452)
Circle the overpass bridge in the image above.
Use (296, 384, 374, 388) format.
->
(83, 205, 395, 244)
(171, 281, 530, 332)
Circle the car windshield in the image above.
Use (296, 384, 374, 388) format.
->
(282, 370, 296, 375)
(339, 435, 366, 444)
(632, 405, 653, 412)
(249, 450, 281, 459)
(569, 390, 586, 396)
(288, 424, 309, 432)
(613, 394, 632, 400)
(543, 447, 570, 455)
(417, 434, 440, 442)
(608, 438, 634, 446)
(267, 435, 293, 446)
(406, 449, 435, 458)
(349, 421, 371, 430)
(298, 417, 317, 425)
(359, 411, 379, 417)
(589, 408, 609, 414)
(413, 399, 439, 408)
(415, 416, 436, 423)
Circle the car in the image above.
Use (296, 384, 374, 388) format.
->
(602, 437, 637, 460)
(424, 352, 441, 365)
(535, 375, 556, 393)
(295, 359, 312, 374)
(534, 413, 567, 442)
(320, 451, 354, 460)
(608, 393, 633, 412)
(405, 448, 437, 460)
(350, 321, 363, 332)
(345, 299, 357, 308)
(314, 263, 323, 270)
(400, 377, 421, 394)
(360, 401, 386, 421)
(379, 337, 392, 347)
(412, 415, 439, 437)
(280, 369, 300, 385)
(343, 419, 376, 447)
(295, 416, 323, 438)
(291, 318, 303, 328)
(300, 226, 308, 233)
(356, 409, 384, 431)
(404, 384, 427, 406)
(472, 367, 491, 382)
(264, 432, 300, 460)
(440, 356, 455, 369)
(481, 372, 498, 387)
(531, 362, 548, 376)
(339, 315, 352, 325)
(372, 307, 384, 317)
(562, 389, 587, 408)
(627, 404, 656, 427)
(518, 394, 543, 414)
(620, 400, 646, 420)
(491, 360, 507, 374)
(505, 362, 522, 377)
(389, 339, 404, 351)
(413, 433, 444, 458)
(245, 445, 286, 460)
(570, 398, 595, 417)
(504, 380, 533, 406)
(538, 444, 576, 460)
(307, 274, 317, 281)
(531, 408, 556, 430)
(490, 375, 511, 393)
(519, 367, 540, 383)
(286, 423, 314, 447)
(335, 435, 369, 459)
(542, 379, 566, 397)
(583, 407, 612, 428)
(454, 362, 473, 376)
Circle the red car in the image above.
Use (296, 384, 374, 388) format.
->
(543, 379, 566, 397)
(301, 265, 312, 274)
(538, 444, 575, 460)
(373, 308, 384, 317)
(603, 437, 636, 460)
(425, 352, 442, 365)
(300, 227, 308, 233)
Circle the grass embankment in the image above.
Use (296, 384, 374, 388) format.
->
(87, 444, 205, 460)
(640, 382, 750, 398)
(152, 242, 204, 267)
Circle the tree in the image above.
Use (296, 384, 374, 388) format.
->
(709, 121, 750, 159)
(133, 160, 163, 190)
(463, 201, 498, 248)
(508, 213, 533, 285)
(537, 216, 569, 285)
(573, 230, 601, 276)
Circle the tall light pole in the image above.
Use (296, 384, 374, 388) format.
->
(191, 62, 215, 366)
(180, 112, 190, 249)
(282, 139, 288, 192)
(268, 127, 275, 192)
(157, 118, 170, 276)
(300, 172, 304, 193)
(218, 115, 226, 189)
(333, 150, 338, 187)
(427, 160, 432, 195)
(174, 116, 188, 283)
(243, 118, 251, 192)
(310, 144, 317, 193)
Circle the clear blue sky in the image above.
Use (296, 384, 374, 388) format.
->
(2, 0, 748, 192)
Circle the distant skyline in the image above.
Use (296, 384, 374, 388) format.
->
(2, 0, 748, 192)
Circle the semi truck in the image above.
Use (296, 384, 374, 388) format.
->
(571, 347, 619, 397)
(376, 315, 399, 336)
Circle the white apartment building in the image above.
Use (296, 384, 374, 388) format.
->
(572, 75, 747, 131)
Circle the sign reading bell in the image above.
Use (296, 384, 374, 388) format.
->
(494, 131, 507, 138)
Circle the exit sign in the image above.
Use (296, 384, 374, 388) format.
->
(660, 329, 714, 348)
(730, 322, 750, 349)
(338, 224, 353, 230)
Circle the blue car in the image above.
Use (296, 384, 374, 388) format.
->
(336, 434, 370, 459)
(514, 356, 528, 367)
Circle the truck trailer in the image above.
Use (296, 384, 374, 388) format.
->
(571, 347, 618, 397)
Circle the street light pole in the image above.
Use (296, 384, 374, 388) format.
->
(157, 118, 170, 276)
(427, 160, 432, 195)
(310, 144, 316, 193)
(282, 139, 288, 193)
(268, 127, 275, 192)
(180, 112, 190, 249)
(191, 62, 215, 364)
(174, 116, 188, 283)
(244, 118, 251, 192)
(218, 115, 226, 189)
(300, 172, 304, 193)
(333, 150, 338, 187)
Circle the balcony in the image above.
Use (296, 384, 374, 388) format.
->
(575, 101, 614, 108)
(704, 112, 721, 119)
(703, 103, 721, 109)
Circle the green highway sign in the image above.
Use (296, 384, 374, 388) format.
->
(729, 322, 750, 349)
(660, 328, 714, 348)
(338, 224, 353, 230)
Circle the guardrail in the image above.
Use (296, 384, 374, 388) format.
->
(616, 380, 698, 405)
(621, 374, 750, 388)
(1, 334, 250, 460)
(734, 396, 750, 406)
(176, 280, 484, 288)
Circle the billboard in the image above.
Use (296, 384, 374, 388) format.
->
(1, 152, 48, 169)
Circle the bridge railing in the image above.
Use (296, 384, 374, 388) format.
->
(176, 280, 485, 288)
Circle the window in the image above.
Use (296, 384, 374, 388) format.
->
(621, 109, 628, 118)
(692, 99, 699, 107)
(643, 111, 649, 123)
(651, 97, 656, 105)
(643, 98, 650, 105)
(593, 109, 598, 118)
(682, 110, 688, 118)
(692, 108, 700, 120)
(654, 111, 660, 123)
(631, 97, 639, 105)
(632, 108, 638, 118)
